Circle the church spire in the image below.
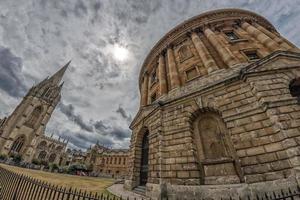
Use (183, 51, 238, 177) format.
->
(48, 60, 71, 85)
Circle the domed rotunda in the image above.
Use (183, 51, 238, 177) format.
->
(125, 8, 300, 199)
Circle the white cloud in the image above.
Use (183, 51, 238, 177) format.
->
(0, 0, 299, 149)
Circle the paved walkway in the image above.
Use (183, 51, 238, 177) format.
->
(107, 184, 150, 200)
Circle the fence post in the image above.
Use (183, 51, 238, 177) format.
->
(12, 174, 22, 200)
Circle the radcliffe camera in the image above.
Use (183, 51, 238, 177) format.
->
(0, 1, 299, 200)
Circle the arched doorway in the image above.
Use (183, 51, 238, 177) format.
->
(140, 131, 149, 186)
(290, 78, 300, 98)
(10, 135, 26, 153)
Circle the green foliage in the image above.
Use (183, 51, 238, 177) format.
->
(0, 154, 7, 160)
(11, 153, 22, 163)
(67, 164, 88, 174)
(40, 160, 49, 167)
(50, 163, 59, 172)
(31, 159, 41, 165)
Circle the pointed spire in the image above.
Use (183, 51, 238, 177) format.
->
(49, 60, 71, 85)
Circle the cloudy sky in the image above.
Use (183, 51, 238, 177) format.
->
(0, 0, 299, 150)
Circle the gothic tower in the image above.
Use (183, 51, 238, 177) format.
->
(0, 61, 70, 162)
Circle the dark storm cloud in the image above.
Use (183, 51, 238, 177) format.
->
(110, 127, 131, 140)
(59, 102, 94, 132)
(0, 46, 26, 97)
(116, 105, 132, 122)
(74, 0, 88, 17)
(94, 120, 108, 132)
(59, 102, 130, 145)
(58, 129, 115, 149)
(1, 0, 300, 150)
(94, 120, 130, 141)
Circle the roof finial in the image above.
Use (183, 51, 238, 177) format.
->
(49, 60, 71, 85)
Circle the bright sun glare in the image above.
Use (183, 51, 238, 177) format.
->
(113, 45, 129, 61)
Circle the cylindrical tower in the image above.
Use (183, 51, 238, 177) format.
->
(126, 9, 300, 199)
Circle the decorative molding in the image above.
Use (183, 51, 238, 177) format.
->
(138, 8, 277, 85)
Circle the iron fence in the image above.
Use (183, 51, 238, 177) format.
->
(0, 166, 122, 200)
(0, 165, 300, 200)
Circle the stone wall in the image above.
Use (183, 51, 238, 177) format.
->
(126, 8, 300, 199)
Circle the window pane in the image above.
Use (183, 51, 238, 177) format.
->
(186, 67, 198, 80)
(225, 32, 239, 40)
(245, 51, 259, 60)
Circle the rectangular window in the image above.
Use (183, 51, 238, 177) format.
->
(151, 93, 157, 103)
(186, 67, 198, 81)
(244, 50, 260, 61)
(225, 31, 239, 41)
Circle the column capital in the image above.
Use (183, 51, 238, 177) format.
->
(166, 43, 174, 50)
(160, 49, 167, 56)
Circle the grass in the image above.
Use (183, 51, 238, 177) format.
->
(0, 163, 115, 194)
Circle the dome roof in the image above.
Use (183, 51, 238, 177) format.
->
(139, 8, 276, 85)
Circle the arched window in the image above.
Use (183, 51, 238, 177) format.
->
(38, 151, 47, 160)
(197, 115, 228, 159)
(10, 135, 26, 153)
(56, 146, 63, 152)
(193, 111, 242, 184)
(49, 153, 57, 163)
(25, 106, 42, 128)
(178, 45, 192, 62)
(37, 141, 47, 149)
(289, 78, 300, 98)
(49, 143, 55, 150)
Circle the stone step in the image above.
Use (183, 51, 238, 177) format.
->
(133, 186, 146, 195)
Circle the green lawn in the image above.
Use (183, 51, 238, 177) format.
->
(0, 163, 115, 194)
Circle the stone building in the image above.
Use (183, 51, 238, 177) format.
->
(124, 8, 300, 199)
(0, 62, 70, 165)
(66, 149, 87, 165)
(33, 135, 68, 166)
(86, 143, 129, 178)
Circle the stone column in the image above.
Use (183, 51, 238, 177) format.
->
(158, 54, 168, 95)
(140, 72, 149, 106)
(147, 73, 152, 104)
(191, 32, 218, 73)
(167, 47, 181, 89)
(254, 23, 295, 51)
(204, 28, 239, 67)
(241, 21, 282, 51)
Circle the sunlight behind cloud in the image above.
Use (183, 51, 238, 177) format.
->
(112, 44, 129, 62)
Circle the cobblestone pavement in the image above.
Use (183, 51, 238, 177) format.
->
(107, 184, 150, 200)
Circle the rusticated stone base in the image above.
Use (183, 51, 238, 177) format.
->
(143, 175, 299, 200)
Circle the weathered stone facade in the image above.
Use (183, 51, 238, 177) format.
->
(0, 62, 70, 165)
(86, 143, 129, 178)
(33, 135, 68, 165)
(125, 9, 300, 199)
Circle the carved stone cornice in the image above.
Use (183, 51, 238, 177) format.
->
(138, 8, 277, 85)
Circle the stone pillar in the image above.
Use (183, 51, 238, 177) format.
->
(158, 54, 168, 96)
(167, 47, 181, 90)
(241, 21, 282, 51)
(140, 73, 149, 106)
(204, 28, 239, 67)
(254, 23, 297, 51)
(147, 73, 152, 104)
(191, 32, 218, 73)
